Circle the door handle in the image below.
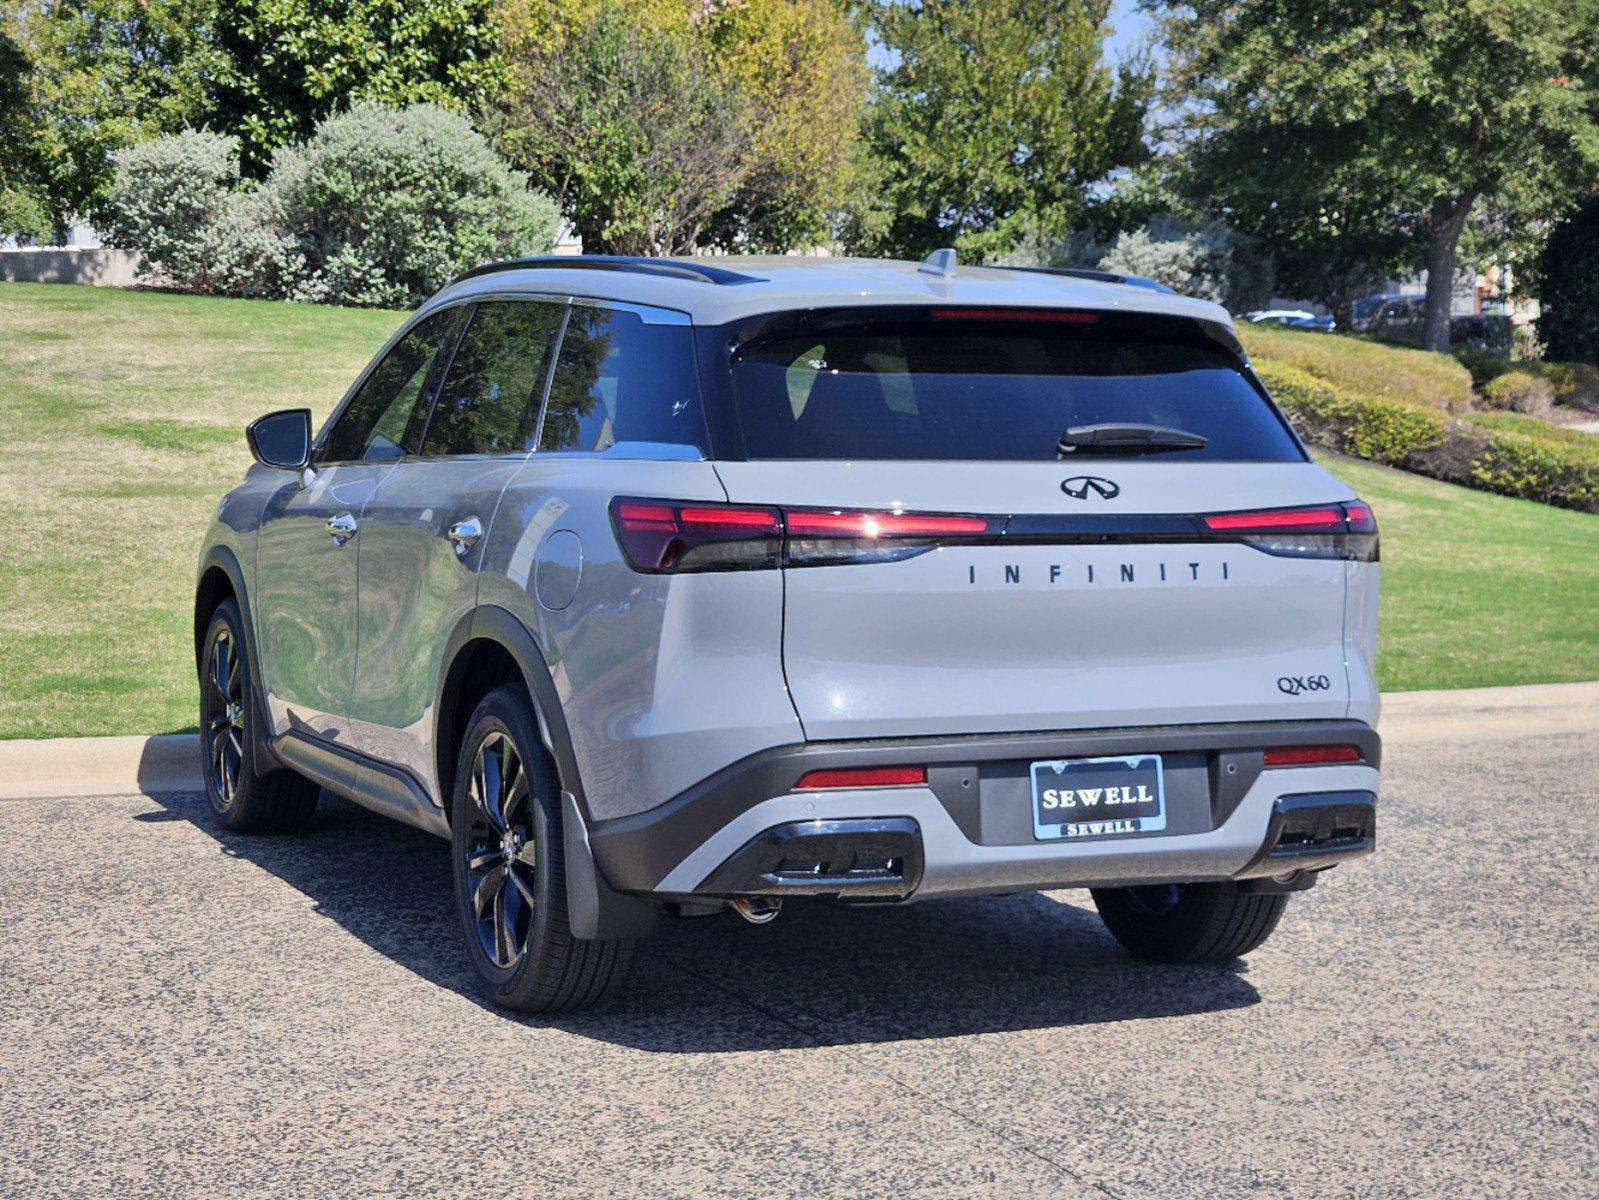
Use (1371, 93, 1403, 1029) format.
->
(326, 512, 358, 546)
(448, 516, 483, 557)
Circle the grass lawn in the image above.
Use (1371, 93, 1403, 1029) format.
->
(0, 283, 400, 739)
(1, 281, 1596, 739)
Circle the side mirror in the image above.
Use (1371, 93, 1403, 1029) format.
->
(246, 408, 312, 471)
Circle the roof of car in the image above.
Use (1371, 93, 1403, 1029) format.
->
(426, 254, 1236, 332)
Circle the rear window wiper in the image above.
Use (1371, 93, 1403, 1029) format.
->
(1057, 423, 1209, 456)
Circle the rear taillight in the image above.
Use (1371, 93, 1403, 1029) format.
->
(786, 508, 999, 567)
(611, 499, 998, 573)
(610, 499, 782, 573)
(796, 766, 927, 790)
(1262, 744, 1363, 767)
(1201, 500, 1379, 562)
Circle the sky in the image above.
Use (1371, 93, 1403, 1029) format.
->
(1105, 0, 1156, 64)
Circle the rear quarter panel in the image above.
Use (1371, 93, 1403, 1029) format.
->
(476, 457, 804, 821)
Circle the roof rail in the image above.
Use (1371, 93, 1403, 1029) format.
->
(1003, 265, 1176, 295)
(452, 254, 764, 287)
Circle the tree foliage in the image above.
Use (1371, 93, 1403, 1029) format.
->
(211, 0, 505, 176)
(495, 0, 869, 254)
(1159, 0, 1599, 347)
(0, 24, 52, 241)
(857, 0, 1150, 260)
(1, 0, 502, 225)
(1536, 196, 1599, 364)
(3, 0, 219, 230)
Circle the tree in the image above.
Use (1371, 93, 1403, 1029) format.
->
(3, 0, 219, 232)
(210, 0, 505, 176)
(1159, 0, 1599, 351)
(1536, 196, 1599, 363)
(699, 0, 873, 251)
(494, 0, 870, 254)
(495, 3, 747, 254)
(0, 25, 52, 242)
(857, 0, 1150, 260)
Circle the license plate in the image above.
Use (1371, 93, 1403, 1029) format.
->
(1031, 754, 1166, 841)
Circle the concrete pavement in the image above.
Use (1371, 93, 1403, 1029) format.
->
(1, 686, 1595, 1198)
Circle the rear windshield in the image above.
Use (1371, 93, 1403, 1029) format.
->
(724, 309, 1303, 462)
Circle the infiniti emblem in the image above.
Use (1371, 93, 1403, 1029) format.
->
(1060, 475, 1121, 500)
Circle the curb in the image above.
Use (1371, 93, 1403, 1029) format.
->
(0, 733, 199, 801)
(0, 680, 1595, 801)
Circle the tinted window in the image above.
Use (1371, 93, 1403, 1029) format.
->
(726, 310, 1303, 462)
(540, 305, 709, 454)
(321, 309, 461, 463)
(422, 300, 566, 457)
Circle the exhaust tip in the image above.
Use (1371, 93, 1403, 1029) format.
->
(729, 897, 782, 925)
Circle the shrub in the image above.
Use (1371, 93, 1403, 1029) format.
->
(1240, 323, 1474, 413)
(1452, 343, 1506, 389)
(1480, 371, 1554, 416)
(1005, 216, 1274, 311)
(1253, 359, 1599, 514)
(104, 132, 246, 291)
(1465, 415, 1599, 511)
(265, 103, 560, 307)
(1452, 349, 1599, 412)
(1095, 217, 1275, 311)
(1253, 361, 1447, 463)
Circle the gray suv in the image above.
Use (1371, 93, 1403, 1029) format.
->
(195, 254, 1381, 1012)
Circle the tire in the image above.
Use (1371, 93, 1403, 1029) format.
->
(449, 684, 635, 1013)
(1091, 881, 1289, 964)
(198, 598, 319, 834)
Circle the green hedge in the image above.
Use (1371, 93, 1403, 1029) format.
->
(1252, 362, 1447, 462)
(1253, 360, 1599, 514)
(1464, 413, 1599, 511)
(1453, 346, 1599, 412)
(1240, 323, 1474, 412)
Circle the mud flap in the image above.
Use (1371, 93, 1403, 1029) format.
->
(562, 790, 660, 940)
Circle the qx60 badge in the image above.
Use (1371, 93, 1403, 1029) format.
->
(1061, 475, 1121, 500)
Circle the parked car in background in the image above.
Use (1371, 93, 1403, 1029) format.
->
(1358, 295, 1487, 347)
(1243, 309, 1335, 332)
(194, 253, 1382, 1012)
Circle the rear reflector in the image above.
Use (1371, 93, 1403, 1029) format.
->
(795, 766, 927, 790)
(1263, 745, 1363, 767)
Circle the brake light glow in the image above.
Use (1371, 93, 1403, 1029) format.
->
(611, 499, 782, 573)
(1203, 507, 1345, 532)
(795, 766, 927, 790)
(930, 307, 1101, 324)
(1262, 745, 1363, 767)
(1199, 500, 1379, 562)
(786, 510, 994, 538)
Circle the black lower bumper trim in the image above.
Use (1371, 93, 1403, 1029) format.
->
(1236, 790, 1376, 878)
(589, 719, 1380, 894)
(696, 817, 924, 899)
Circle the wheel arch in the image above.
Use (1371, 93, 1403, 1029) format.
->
(433, 606, 658, 940)
(433, 606, 591, 826)
(194, 544, 286, 775)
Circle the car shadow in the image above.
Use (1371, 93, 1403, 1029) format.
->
(142, 789, 1263, 1052)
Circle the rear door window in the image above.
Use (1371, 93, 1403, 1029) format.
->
(320, 307, 462, 463)
(540, 304, 709, 455)
(725, 309, 1303, 462)
(421, 300, 566, 457)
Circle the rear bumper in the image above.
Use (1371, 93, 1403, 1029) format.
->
(588, 720, 1379, 900)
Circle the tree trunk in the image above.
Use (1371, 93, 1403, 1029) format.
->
(1422, 193, 1476, 354)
